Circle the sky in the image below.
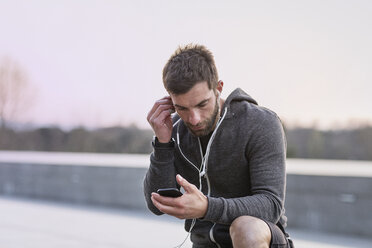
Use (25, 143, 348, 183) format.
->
(0, 0, 371, 130)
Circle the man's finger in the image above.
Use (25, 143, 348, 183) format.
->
(148, 104, 174, 127)
(151, 192, 180, 206)
(147, 97, 173, 121)
(151, 193, 184, 218)
(176, 174, 196, 193)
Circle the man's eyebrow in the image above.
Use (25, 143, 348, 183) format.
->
(196, 99, 209, 106)
(174, 98, 210, 109)
(174, 103, 186, 109)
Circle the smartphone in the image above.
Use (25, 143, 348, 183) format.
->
(157, 188, 183, 198)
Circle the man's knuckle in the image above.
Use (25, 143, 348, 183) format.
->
(155, 100, 165, 106)
(149, 118, 155, 126)
(175, 201, 183, 208)
(177, 208, 185, 216)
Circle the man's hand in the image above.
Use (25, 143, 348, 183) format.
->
(147, 96, 175, 143)
(151, 175, 208, 219)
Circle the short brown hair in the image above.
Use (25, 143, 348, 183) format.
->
(162, 44, 219, 94)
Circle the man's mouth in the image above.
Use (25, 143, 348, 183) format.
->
(190, 125, 204, 131)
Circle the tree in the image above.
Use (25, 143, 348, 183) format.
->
(0, 57, 34, 130)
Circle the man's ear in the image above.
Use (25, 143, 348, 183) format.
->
(217, 80, 224, 94)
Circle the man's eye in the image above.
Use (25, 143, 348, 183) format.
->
(198, 101, 208, 108)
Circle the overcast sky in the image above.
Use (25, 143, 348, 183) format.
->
(0, 0, 371, 129)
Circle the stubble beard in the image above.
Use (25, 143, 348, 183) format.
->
(186, 97, 220, 137)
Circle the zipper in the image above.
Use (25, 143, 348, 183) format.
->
(209, 223, 222, 248)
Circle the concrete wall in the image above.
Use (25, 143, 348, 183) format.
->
(0, 162, 149, 210)
(286, 174, 372, 237)
(1, 153, 372, 238)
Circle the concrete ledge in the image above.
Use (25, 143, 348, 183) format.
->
(1, 151, 372, 238)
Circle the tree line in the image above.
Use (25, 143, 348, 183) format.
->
(285, 125, 372, 160)
(0, 125, 154, 154)
(0, 124, 371, 161)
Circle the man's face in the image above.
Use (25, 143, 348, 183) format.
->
(170, 81, 220, 137)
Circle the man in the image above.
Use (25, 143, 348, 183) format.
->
(144, 44, 293, 248)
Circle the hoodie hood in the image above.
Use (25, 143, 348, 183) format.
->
(224, 88, 258, 105)
(222, 88, 258, 119)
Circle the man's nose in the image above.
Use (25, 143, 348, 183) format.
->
(188, 110, 201, 126)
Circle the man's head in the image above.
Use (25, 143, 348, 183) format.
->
(162, 44, 219, 95)
(162, 44, 223, 137)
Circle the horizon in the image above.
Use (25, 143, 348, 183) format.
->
(5, 118, 372, 132)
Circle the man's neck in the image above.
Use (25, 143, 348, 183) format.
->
(199, 132, 213, 156)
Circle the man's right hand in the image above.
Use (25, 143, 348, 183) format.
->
(147, 96, 175, 143)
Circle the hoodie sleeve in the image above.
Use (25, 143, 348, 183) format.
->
(203, 112, 287, 224)
(143, 140, 178, 215)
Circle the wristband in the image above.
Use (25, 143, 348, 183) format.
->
(152, 136, 175, 148)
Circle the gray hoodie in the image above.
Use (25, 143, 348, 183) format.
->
(144, 88, 287, 247)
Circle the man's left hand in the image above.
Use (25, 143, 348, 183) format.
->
(151, 174, 208, 219)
